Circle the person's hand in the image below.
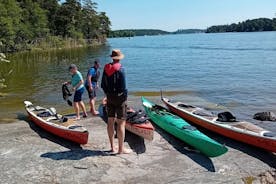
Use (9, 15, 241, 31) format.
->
(72, 87, 76, 92)
(89, 86, 93, 92)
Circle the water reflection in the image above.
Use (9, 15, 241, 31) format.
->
(0, 46, 111, 121)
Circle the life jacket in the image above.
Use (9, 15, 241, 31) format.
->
(101, 62, 127, 96)
(87, 67, 100, 82)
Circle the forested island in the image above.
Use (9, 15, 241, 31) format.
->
(108, 29, 205, 38)
(206, 18, 276, 33)
(109, 29, 169, 38)
(110, 18, 276, 38)
(0, 0, 111, 53)
(173, 29, 205, 34)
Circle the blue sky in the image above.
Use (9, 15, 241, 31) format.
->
(94, 0, 276, 31)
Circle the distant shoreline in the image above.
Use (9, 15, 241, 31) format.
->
(109, 17, 276, 38)
(108, 30, 276, 39)
(108, 29, 205, 38)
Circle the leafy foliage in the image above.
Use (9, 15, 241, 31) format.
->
(0, 0, 111, 52)
(0, 53, 10, 89)
(206, 18, 276, 33)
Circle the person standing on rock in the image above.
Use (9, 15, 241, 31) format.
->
(101, 49, 132, 154)
(64, 64, 87, 120)
(85, 59, 100, 116)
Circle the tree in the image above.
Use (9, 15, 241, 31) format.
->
(0, 0, 22, 52)
(35, 0, 60, 34)
(17, 0, 49, 45)
(55, 0, 83, 38)
(98, 12, 111, 37)
(81, 0, 99, 39)
(0, 0, 111, 52)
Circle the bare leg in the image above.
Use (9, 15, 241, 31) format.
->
(79, 101, 87, 117)
(73, 102, 80, 120)
(117, 119, 132, 154)
(107, 117, 116, 152)
(90, 98, 99, 115)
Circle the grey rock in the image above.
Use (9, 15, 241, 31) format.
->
(0, 113, 275, 184)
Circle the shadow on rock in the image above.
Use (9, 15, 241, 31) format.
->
(41, 149, 111, 160)
(125, 131, 146, 154)
(16, 112, 29, 122)
(98, 104, 147, 155)
(154, 124, 216, 172)
(202, 129, 276, 168)
(20, 113, 82, 150)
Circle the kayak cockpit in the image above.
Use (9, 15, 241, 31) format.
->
(262, 131, 276, 138)
(171, 101, 269, 135)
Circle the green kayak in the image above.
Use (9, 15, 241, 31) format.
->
(141, 97, 228, 157)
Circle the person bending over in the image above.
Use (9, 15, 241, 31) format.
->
(64, 64, 87, 120)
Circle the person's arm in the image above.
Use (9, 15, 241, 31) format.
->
(96, 70, 100, 88)
(87, 74, 93, 91)
(120, 68, 126, 92)
(101, 72, 107, 94)
(63, 81, 71, 85)
(72, 80, 83, 91)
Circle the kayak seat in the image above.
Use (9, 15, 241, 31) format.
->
(68, 125, 83, 129)
(263, 132, 276, 138)
(182, 125, 197, 131)
(178, 103, 195, 108)
(37, 111, 52, 117)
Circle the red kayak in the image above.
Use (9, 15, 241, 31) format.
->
(100, 100, 154, 141)
(125, 109, 154, 141)
(24, 101, 88, 144)
(162, 97, 276, 153)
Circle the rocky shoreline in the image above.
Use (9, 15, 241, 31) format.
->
(0, 101, 275, 184)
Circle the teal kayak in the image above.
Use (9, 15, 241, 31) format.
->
(141, 97, 228, 157)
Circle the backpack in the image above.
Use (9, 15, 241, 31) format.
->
(101, 63, 127, 96)
(218, 111, 236, 122)
(87, 67, 100, 82)
(253, 112, 276, 121)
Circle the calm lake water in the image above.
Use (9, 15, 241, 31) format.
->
(1, 32, 276, 131)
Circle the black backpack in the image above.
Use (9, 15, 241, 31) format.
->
(87, 67, 100, 82)
(101, 66, 127, 96)
(218, 111, 236, 122)
(253, 112, 276, 121)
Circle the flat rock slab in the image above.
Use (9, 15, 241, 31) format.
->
(0, 116, 275, 184)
